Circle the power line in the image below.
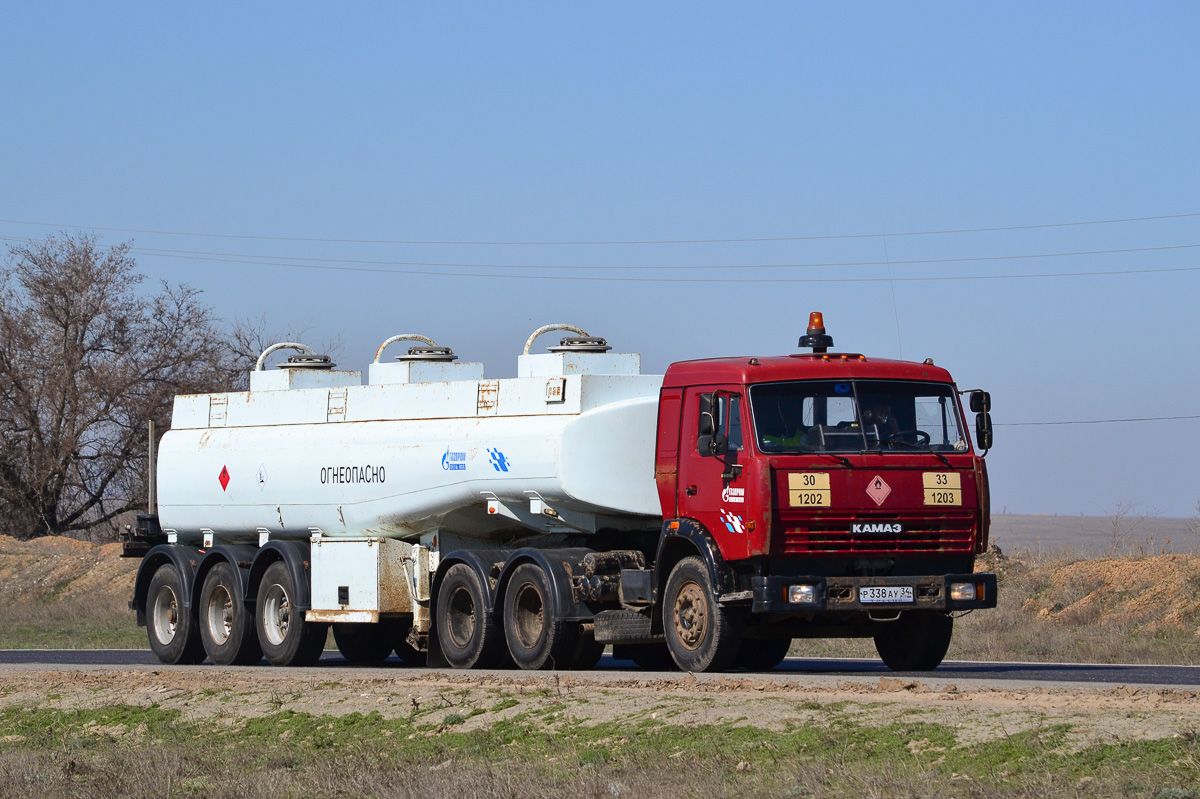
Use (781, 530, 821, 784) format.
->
(89, 251, 1200, 283)
(123, 241, 1200, 271)
(998, 415, 1200, 426)
(3, 235, 1193, 273)
(0, 211, 1196, 246)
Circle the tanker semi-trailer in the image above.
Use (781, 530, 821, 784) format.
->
(123, 316, 998, 672)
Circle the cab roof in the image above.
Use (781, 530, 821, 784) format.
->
(662, 354, 956, 389)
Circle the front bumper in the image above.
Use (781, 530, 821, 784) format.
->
(748, 573, 997, 614)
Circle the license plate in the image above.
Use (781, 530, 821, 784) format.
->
(859, 586, 914, 604)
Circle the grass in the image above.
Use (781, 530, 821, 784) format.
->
(0, 702, 1196, 798)
(0, 595, 146, 650)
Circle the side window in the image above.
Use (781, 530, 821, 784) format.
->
(696, 392, 743, 453)
(724, 395, 743, 452)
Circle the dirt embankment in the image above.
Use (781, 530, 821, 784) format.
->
(0, 535, 136, 608)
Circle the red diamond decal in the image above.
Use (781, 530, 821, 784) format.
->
(865, 475, 891, 506)
(218, 465, 230, 491)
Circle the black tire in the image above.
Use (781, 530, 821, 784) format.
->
(733, 638, 792, 671)
(566, 629, 605, 670)
(436, 563, 504, 669)
(502, 563, 576, 670)
(198, 562, 262, 666)
(615, 643, 678, 671)
(386, 619, 426, 666)
(256, 561, 328, 667)
(663, 556, 743, 672)
(873, 612, 953, 671)
(332, 623, 394, 664)
(146, 563, 206, 665)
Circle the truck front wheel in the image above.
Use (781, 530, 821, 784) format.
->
(436, 564, 504, 669)
(199, 562, 262, 665)
(147, 563, 205, 665)
(663, 556, 742, 672)
(256, 561, 328, 666)
(873, 611, 953, 671)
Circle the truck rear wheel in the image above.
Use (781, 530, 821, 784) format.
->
(147, 563, 205, 665)
(199, 562, 262, 665)
(663, 556, 742, 672)
(332, 623, 394, 664)
(256, 561, 328, 666)
(436, 564, 504, 669)
(873, 612, 953, 671)
(502, 563, 576, 670)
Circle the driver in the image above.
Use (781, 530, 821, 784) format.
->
(862, 397, 900, 437)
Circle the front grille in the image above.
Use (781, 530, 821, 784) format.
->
(780, 515, 975, 555)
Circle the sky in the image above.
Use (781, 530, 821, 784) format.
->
(1, 3, 1197, 518)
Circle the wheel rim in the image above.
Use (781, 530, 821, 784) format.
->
(672, 580, 708, 651)
(446, 585, 477, 648)
(512, 581, 546, 649)
(262, 583, 291, 647)
(205, 585, 234, 646)
(151, 584, 179, 645)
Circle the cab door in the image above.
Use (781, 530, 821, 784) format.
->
(677, 385, 756, 561)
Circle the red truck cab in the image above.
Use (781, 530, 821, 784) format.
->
(649, 313, 996, 671)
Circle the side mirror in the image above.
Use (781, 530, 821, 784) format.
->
(698, 393, 715, 436)
(708, 432, 729, 457)
(970, 391, 991, 414)
(976, 412, 993, 451)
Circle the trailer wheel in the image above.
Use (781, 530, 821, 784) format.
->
(256, 561, 328, 666)
(332, 624, 394, 665)
(663, 556, 742, 672)
(733, 638, 792, 671)
(386, 620, 426, 666)
(147, 563, 205, 665)
(502, 563, 576, 670)
(873, 612, 953, 671)
(436, 564, 504, 669)
(199, 562, 262, 665)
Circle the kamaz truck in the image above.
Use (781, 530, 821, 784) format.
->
(123, 313, 997, 672)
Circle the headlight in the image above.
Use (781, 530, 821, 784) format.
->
(949, 582, 977, 601)
(787, 584, 816, 604)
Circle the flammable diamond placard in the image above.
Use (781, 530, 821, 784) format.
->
(865, 475, 891, 506)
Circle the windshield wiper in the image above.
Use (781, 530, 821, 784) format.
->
(883, 439, 952, 467)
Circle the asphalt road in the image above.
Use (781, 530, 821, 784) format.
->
(2, 650, 1197, 688)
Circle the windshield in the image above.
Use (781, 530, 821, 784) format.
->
(750, 380, 968, 454)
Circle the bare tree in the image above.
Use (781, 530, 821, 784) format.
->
(0, 234, 230, 539)
(225, 314, 344, 390)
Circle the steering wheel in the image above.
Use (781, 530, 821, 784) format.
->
(893, 429, 931, 446)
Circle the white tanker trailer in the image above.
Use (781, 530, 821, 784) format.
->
(126, 318, 999, 673)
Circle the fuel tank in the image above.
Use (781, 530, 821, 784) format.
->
(155, 335, 666, 546)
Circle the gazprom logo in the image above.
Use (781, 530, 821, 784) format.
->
(442, 448, 467, 471)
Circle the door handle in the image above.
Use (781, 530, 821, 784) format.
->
(685, 486, 698, 496)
